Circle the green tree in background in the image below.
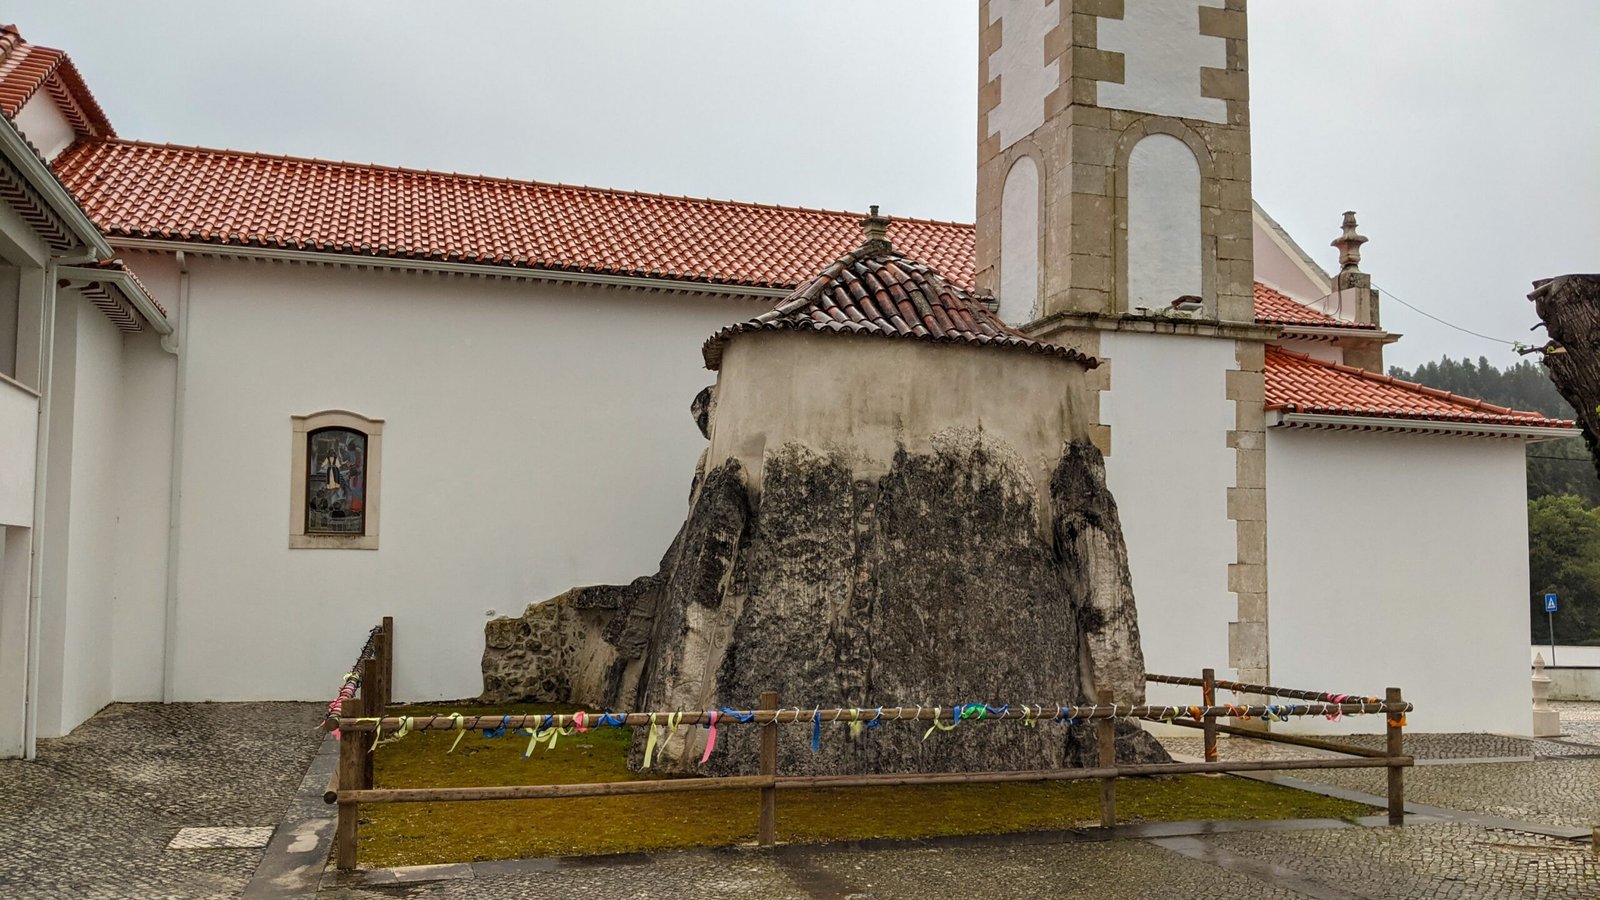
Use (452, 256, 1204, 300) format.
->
(1528, 496, 1600, 646)
(1392, 356, 1600, 645)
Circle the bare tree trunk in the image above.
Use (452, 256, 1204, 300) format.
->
(1530, 275, 1600, 480)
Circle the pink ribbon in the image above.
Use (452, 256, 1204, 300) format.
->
(700, 711, 720, 764)
(573, 711, 588, 733)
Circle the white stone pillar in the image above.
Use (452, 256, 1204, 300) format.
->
(1532, 653, 1561, 737)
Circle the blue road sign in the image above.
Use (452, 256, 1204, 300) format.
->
(1545, 593, 1559, 613)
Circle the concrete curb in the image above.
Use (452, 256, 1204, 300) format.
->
(241, 734, 339, 898)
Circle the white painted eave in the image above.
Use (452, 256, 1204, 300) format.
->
(1268, 410, 1574, 441)
(0, 116, 112, 261)
(57, 263, 174, 335)
(108, 237, 791, 301)
(1275, 325, 1401, 344)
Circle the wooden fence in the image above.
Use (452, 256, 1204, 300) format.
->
(321, 620, 1412, 871)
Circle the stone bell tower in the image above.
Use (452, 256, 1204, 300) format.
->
(975, 0, 1274, 690)
(976, 0, 1254, 325)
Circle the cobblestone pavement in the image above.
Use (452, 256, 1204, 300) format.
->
(1207, 824, 1600, 899)
(1162, 722, 1600, 832)
(0, 702, 325, 899)
(1553, 702, 1600, 747)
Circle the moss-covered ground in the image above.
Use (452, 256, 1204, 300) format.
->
(360, 704, 1374, 868)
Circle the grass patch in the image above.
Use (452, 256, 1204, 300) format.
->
(359, 704, 1374, 868)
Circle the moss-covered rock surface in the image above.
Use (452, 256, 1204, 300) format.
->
(359, 705, 1375, 869)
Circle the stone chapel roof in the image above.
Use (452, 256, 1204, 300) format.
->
(701, 211, 1097, 371)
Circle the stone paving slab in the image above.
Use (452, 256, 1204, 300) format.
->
(0, 702, 325, 900)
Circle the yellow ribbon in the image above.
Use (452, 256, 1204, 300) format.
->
(447, 713, 467, 753)
(922, 707, 959, 741)
(642, 713, 660, 769)
(373, 716, 412, 749)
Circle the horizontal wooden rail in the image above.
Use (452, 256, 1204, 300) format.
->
(325, 654, 1412, 872)
(1163, 717, 1391, 759)
(333, 701, 1410, 734)
(1146, 673, 1377, 704)
(331, 755, 1410, 806)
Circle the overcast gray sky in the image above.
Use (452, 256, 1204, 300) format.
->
(10, 1, 1597, 370)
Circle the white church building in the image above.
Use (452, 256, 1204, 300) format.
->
(0, 7, 1569, 758)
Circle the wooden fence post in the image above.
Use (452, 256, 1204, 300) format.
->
(1097, 688, 1116, 828)
(381, 616, 394, 707)
(758, 691, 779, 847)
(1201, 668, 1218, 763)
(369, 631, 388, 712)
(1386, 686, 1405, 826)
(335, 669, 368, 871)
(358, 658, 375, 791)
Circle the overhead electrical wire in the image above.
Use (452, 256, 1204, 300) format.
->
(1374, 284, 1521, 348)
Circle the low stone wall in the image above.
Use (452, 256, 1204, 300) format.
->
(1547, 668, 1600, 702)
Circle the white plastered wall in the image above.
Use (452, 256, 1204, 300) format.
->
(1252, 216, 1331, 304)
(144, 254, 753, 704)
(998, 156, 1041, 325)
(1098, 332, 1237, 708)
(1096, 0, 1227, 124)
(1127, 135, 1202, 310)
(11, 94, 78, 163)
(34, 294, 124, 736)
(1267, 428, 1529, 733)
(112, 330, 176, 702)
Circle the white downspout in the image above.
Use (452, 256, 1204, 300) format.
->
(160, 251, 189, 702)
(22, 270, 58, 758)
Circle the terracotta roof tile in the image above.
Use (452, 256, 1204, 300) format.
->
(1254, 282, 1377, 330)
(1265, 345, 1570, 428)
(53, 140, 1399, 343)
(54, 139, 972, 291)
(702, 228, 1095, 371)
(0, 25, 114, 137)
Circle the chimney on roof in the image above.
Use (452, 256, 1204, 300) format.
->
(860, 205, 892, 253)
(1330, 210, 1385, 372)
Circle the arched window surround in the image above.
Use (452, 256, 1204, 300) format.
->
(289, 410, 384, 550)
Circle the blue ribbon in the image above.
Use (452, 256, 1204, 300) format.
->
(597, 712, 627, 728)
(718, 708, 756, 723)
(811, 709, 822, 752)
(482, 715, 511, 739)
(867, 706, 885, 728)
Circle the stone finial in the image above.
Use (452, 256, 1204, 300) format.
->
(1532, 652, 1560, 737)
(860, 205, 892, 252)
(1332, 210, 1368, 273)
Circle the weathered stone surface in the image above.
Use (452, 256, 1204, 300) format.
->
(485, 432, 1168, 776)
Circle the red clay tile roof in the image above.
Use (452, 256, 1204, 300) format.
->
(703, 230, 1095, 370)
(95, 257, 166, 317)
(1254, 283, 1377, 330)
(54, 139, 973, 291)
(1265, 346, 1570, 428)
(50, 138, 1393, 341)
(0, 25, 114, 137)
